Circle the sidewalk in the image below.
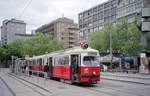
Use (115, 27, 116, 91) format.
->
(101, 72, 150, 84)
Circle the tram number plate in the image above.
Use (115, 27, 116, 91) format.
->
(91, 79, 97, 84)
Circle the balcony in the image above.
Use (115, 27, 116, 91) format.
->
(142, 8, 150, 18)
(69, 40, 75, 43)
(142, 22, 150, 32)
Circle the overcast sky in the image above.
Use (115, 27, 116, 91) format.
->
(0, 0, 108, 36)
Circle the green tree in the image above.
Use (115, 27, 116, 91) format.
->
(4, 40, 23, 60)
(89, 20, 145, 55)
(0, 47, 7, 60)
(89, 22, 114, 52)
(21, 33, 64, 56)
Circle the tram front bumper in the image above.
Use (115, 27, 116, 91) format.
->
(80, 75, 100, 83)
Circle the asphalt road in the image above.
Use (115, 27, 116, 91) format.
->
(1, 68, 150, 96)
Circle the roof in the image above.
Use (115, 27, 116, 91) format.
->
(65, 46, 99, 54)
(30, 46, 100, 59)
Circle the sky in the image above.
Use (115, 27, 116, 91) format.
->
(0, 0, 108, 37)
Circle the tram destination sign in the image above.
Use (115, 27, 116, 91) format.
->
(88, 52, 97, 56)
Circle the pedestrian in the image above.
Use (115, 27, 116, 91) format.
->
(29, 66, 32, 77)
(44, 63, 49, 79)
(23, 65, 26, 73)
(126, 63, 130, 74)
(26, 65, 29, 75)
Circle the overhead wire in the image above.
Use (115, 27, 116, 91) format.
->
(18, 0, 33, 19)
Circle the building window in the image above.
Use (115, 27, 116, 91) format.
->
(94, 27, 99, 32)
(61, 37, 64, 40)
(88, 23, 93, 26)
(79, 14, 83, 18)
(93, 7, 97, 13)
(79, 31, 83, 37)
(104, 2, 110, 9)
(130, 0, 135, 3)
(61, 32, 64, 35)
(90, 29, 93, 33)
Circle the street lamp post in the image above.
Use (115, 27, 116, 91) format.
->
(110, 30, 113, 71)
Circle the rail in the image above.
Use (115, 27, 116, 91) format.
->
(9, 66, 49, 88)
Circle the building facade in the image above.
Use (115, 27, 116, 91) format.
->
(14, 33, 34, 41)
(117, 0, 143, 23)
(1, 19, 29, 45)
(35, 17, 78, 48)
(78, 0, 150, 43)
(78, 0, 117, 44)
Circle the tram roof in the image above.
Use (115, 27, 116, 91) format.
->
(46, 46, 99, 56)
(30, 54, 46, 60)
(65, 47, 99, 54)
(30, 46, 99, 59)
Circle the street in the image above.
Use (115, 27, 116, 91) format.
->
(0, 77, 14, 96)
(0, 68, 150, 96)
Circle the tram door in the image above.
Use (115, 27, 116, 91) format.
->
(49, 57, 53, 78)
(71, 55, 79, 81)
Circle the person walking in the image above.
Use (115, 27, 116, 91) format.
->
(126, 63, 130, 74)
(29, 66, 32, 77)
(25, 65, 29, 76)
(44, 63, 49, 79)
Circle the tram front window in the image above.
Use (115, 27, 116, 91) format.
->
(83, 56, 99, 66)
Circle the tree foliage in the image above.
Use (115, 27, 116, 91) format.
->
(0, 47, 7, 60)
(0, 33, 64, 61)
(21, 33, 64, 56)
(89, 20, 149, 56)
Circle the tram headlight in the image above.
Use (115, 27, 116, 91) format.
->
(93, 72, 96, 75)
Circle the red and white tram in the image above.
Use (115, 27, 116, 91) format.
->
(29, 46, 100, 84)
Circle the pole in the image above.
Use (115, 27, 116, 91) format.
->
(110, 30, 113, 71)
(12, 56, 13, 72)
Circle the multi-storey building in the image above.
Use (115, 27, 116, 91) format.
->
(1, 19, 33, 45)
(78, 0, 150, 44)
(117, 0, 144, 23)
(78, 0, 117, 44)
(35, 17, 78, 48)
(117, 0, 150, 46)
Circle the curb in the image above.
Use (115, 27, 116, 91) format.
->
(101, 77, 150, 85)
(101, 74, 150, 80)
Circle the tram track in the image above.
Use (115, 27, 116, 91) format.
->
(5, 71, 150, 96)
(91, 83, 138, 96)
(83, 86, 117, 96)
(0, 76, 16, 96)
(7, 73, 56, 96)
(78, 83, 140, 96)
(9, 73, 116, 96)
(76, 78, 150, 96)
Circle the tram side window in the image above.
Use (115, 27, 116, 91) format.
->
(33, 60, 36, 66)
(54, 56, 69, 66)
(29, 61, 32, 66)
(37, 58, 42, 66)
(64, 56, 69, 66)
(54, 58, 59, 66)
